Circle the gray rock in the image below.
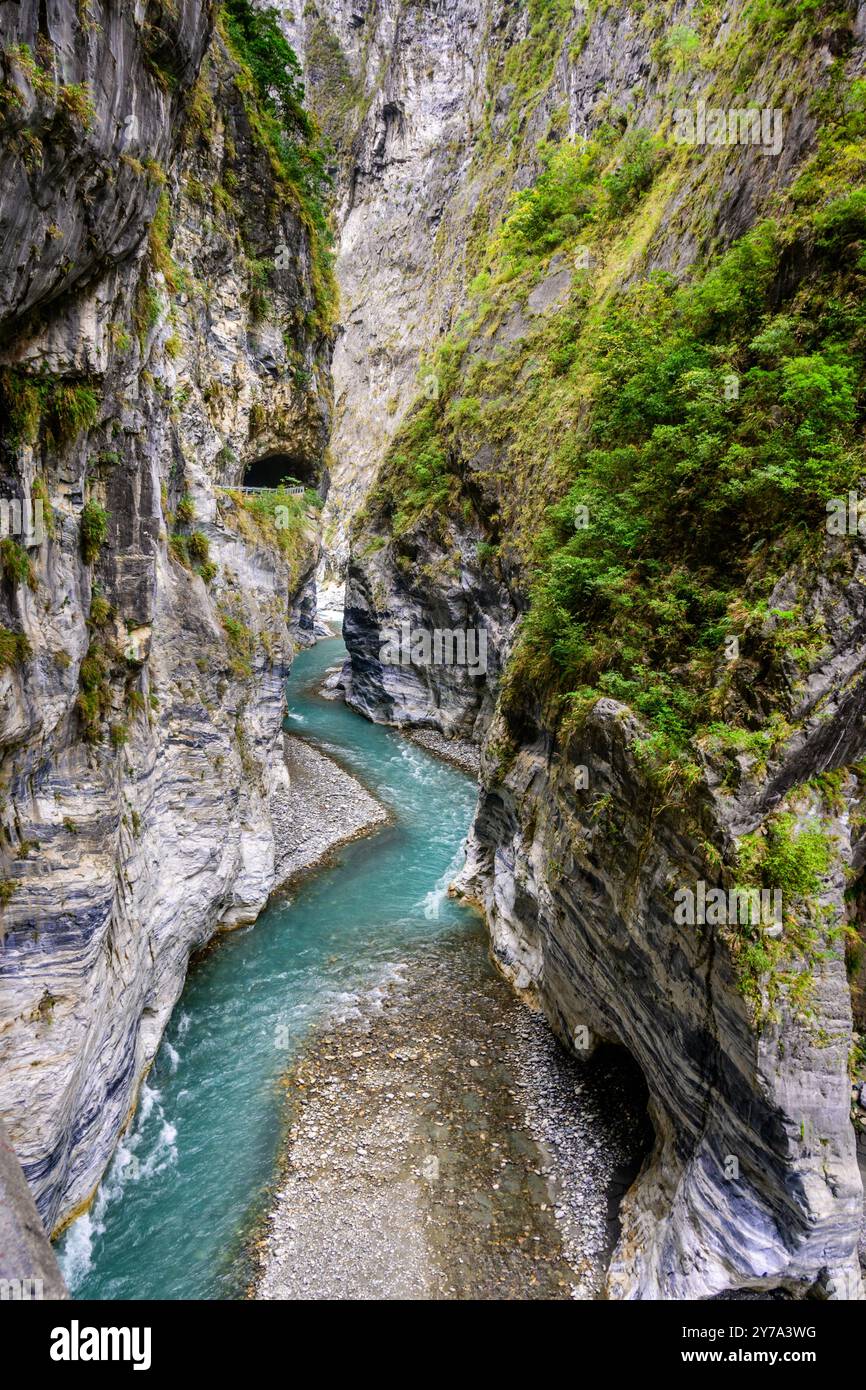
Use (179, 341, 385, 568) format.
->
(0, 7, 333, 1233)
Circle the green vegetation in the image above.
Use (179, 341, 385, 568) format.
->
(169, 534, 190, 568)
(495, 128, 664, 261)
(223, 482, 316, 586)
(88, 588, 112, 628)
(187, 531, 210, 566)
(513, 196, 862, 748)
(0, 370, 100, 449)
(0, 626, 31, 669)
(168, 491, 216, 580)
(375, 103, 866, 756)
(77, 640, 112, 741)
(354, 7, 866, 1036)
(133, 278, 163, 349)
(56, 82, 95, 128)
(0, 369, 41, 444)
(186, 64, 216, 144)
(219, 0, 336, 332)
(304, 14, 364, 151)
(31, 477, 54, 538)
(730, 814, 838, 1023)
(736, 814, 833, 899)
(175, 494, 196, 526)
(45, 383, 100, 449)
(1, 44, 94, 126)
(495, 0, 575, 146)
(148, 191, 180, 294)
(663, 24, 701, 72)
(219, 609, 254, 679)
(0, 539, 36, 590)
(80, 501, 108, 565)
(223, 0, 311, 143)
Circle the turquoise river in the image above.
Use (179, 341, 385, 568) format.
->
(57, 633, 482, 1299)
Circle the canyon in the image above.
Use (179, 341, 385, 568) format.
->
(1, 0, 865, 1302)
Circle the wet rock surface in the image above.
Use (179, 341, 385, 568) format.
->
(253, 924, 649, 1300)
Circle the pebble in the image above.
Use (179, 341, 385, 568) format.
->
(250, 927, 649, 1301)
(272, 735, 389, 884)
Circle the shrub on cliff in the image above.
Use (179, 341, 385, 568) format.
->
(0, 538, 36, 590)
(216, 0, 336, 334)
(80, 501, 108, 565)
(0, 626, 31, 669)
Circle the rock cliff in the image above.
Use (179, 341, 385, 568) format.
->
(283, 0, 533, 588)
(0, 0, 333, 1232)
(336, 0, 866, 1297)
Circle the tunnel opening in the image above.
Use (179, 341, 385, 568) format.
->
(242, 452, 317, 491)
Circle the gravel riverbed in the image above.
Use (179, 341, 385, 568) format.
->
(272, 735, 390, 885)
(251, 924, 649, 1300)
(404, 728, 481, 776)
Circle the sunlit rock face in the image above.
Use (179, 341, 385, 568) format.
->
(0, 1, 332, 1231)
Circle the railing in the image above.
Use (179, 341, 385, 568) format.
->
(216, 485, 306, 497)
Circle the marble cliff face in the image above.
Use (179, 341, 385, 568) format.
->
(307, 0, 866, 1297)
(1, 0, 864, 1302)
(0, 0, 332, 1231)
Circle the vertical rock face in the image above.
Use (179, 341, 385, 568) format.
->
(0, 0, 212, 333)
(0, 3, 332, 1231)
(342, 509, 516, 738)
(457, 675, 865, 1299)
(284, 0, 527, 584)
(335, 0, 866, 1297)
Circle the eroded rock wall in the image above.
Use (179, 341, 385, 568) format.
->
(283, 0, 528, 585)
(336, 0, 866, 1297)
(0, 2, 332, 1231)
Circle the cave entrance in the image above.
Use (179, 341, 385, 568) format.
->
(589, 1042, 655, 1255)
(242, 452, 316, 491)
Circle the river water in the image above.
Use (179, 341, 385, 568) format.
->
(58, 633, 647, 1300)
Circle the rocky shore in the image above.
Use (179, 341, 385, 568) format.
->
(251, 924, 649, 1300)
(316, 661, 481, 775)
(405, 729, 481, 778)
(273, 736, 389, 885)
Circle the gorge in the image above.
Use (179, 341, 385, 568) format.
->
(1, 0, 865, 1305)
